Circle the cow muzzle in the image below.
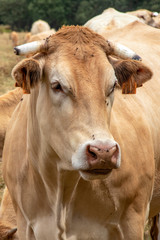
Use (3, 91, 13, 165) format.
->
(72, 140, 121, 180)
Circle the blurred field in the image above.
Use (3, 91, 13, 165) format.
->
(0, 32, 25, 95)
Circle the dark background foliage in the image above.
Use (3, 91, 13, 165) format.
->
(0, 0, 160, 31)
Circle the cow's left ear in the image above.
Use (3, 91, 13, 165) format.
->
(109, 57, 153, 94)
(12, 58, 42, 94)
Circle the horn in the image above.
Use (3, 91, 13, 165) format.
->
(107, 40, 142, 61)
(152, 11, 158, 17)
(14, 39, 46, 56)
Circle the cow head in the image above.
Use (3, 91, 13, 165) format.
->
(12, 26, 152, 180)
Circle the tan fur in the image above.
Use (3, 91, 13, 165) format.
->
(0, 88, 23, 158)
(2, 25, 158, 240)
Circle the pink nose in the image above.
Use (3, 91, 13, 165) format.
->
(86, 143, 120, 170)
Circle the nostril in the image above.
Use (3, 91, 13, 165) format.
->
(110, 145, 120, 167)
(86, 145, 97, 161)
(109, 146, 117, 156)
(89, 150, 97, 159)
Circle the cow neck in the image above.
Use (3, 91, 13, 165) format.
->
(56, 170, 121, 238)
(27, 86, 41, 171)
(27, 87, 58, 205)
(55, 169, 81, 239)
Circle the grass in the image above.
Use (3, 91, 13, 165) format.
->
(0, 32, 25, 95)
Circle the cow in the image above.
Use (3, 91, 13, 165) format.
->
(0, 88, 23, 159)
(84, 8, 143, 34)
(127, 9, 158, 27)
(10, 31, 18, 47)
(151, 14, 160, 28)
(2, 25, 157, 239)
(30, 20, 51, 35)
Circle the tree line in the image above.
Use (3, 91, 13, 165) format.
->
(0, 0, 160, 31)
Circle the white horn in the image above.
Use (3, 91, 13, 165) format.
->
(14, 40, 46, 56)
(108, 41, 142, 61)
(152, 11, 158, 17)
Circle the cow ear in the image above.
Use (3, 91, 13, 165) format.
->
(12, 58, 42, 94)
(109, 57, 153, 94)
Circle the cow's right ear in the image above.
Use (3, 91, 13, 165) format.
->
(12, 58, 42, 94)
(108, 57, 152, 94)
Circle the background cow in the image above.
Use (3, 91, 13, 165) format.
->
(30, 19, 51, 35)
(127, 9, 160, 28)
(84, 8, 143, 34)
(0, 88, 23, 159)
(10, 32, 19, 47)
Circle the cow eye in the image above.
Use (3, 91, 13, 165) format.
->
(107, 81, 117, 96)
(51, 81, 63, 92)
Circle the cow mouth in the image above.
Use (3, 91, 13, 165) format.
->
(81, 169, 112, 175)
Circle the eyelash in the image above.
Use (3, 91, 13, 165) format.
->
(51, 82, 63, 92)
(107, 81, 117, 96)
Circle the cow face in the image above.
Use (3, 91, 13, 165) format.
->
(12, 26, 152, 180)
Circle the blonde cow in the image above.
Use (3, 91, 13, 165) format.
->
(2, 24, 158, 240)
(10, 31, 18, 47)
(127, 9, 159, 27)
(0, 88, 23, 158)
(84, 8, 143, 34)
(30, 19, 51, 35)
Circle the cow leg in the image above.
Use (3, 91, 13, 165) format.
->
(150, 214, 159, 240)
(119, 207, 147, 240)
